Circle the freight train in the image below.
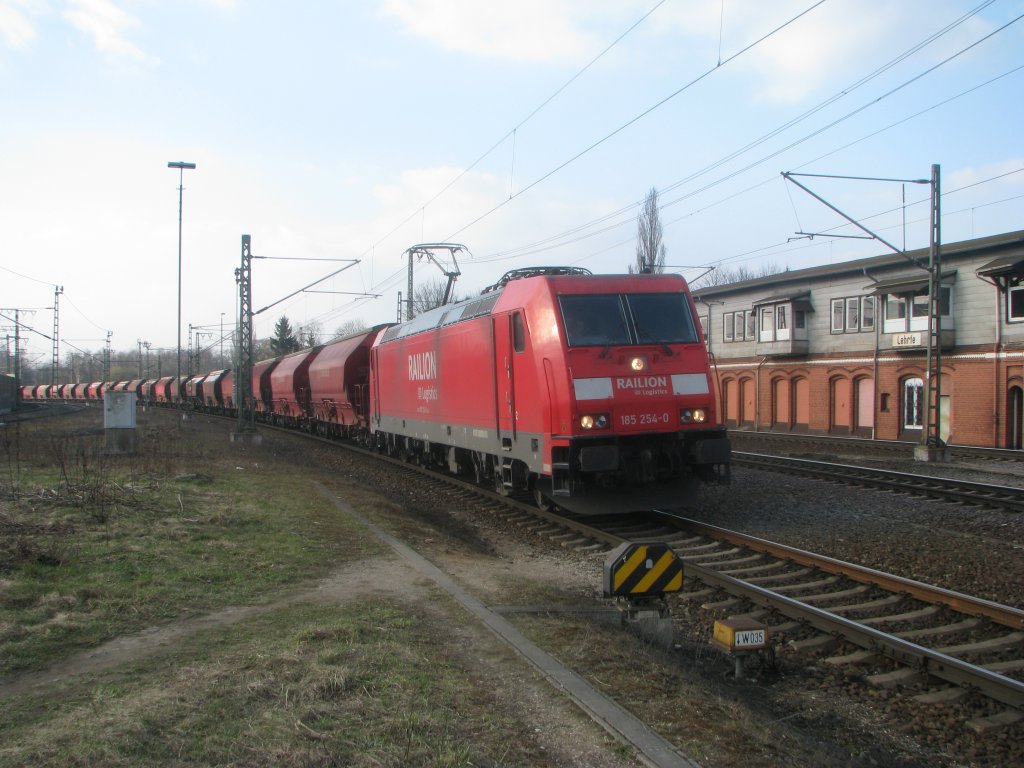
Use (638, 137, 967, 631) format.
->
(22, 266, 730, 514)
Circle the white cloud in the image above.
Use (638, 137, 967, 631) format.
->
(0, 0, 43, 48)
(653, 0, 995, 105)
(948, 159, 1024, 191)
(62, 0, 145, 59)
(379, 0, 600, 62)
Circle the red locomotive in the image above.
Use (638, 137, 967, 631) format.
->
(369, 267, 729, 513)
(24, 264, 729, 515)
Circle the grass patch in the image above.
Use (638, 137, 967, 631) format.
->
(0, 410, 384, 674)
(0, 600, 543, 768)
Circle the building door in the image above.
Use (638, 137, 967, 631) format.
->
(741, 378, 756, 426)
(793, 377, 810, 429)
(1009, 386, 1023, 449)
(855, 377, 874, 432)
(773, 378, 791, 429)
(831, 377, 852, 434)
(723, 378, 738, 426)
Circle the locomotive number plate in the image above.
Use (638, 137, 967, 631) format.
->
(620, 412, 671, 426)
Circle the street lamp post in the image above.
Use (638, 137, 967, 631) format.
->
(168, 161, 196, 390)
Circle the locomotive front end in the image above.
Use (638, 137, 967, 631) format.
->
(543, 277, 730, 513)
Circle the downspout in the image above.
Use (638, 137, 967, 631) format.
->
(864, 269, 881, 440)
(872, 311, 880, 441)
(995, 283, 1002, 448)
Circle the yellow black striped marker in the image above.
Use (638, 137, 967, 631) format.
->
(603, 542, 683, 598)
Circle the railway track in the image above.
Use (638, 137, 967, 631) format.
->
(733, 451, 1024, 513)
(730, 430, 1024, 465)
(659, 517, 1024, 730)
(114, 409, 1024, 739)
(343, 442, 1024, 730)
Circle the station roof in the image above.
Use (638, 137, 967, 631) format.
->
(864, 271, 957, 295)
(692, 229, 1024, 301)
(976, 254, 1024, 278)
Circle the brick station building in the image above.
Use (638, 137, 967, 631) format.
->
(692, 230, 1024, 449)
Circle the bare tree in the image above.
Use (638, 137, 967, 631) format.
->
(631, 187, 667, 274)
(332, 319, 368, 340)
(690, 262, 787, 290)
(413, 279, 463, 315)
(295, 320, 322, 348)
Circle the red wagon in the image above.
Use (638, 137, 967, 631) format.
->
(268, 347, 324, 426)
(308, 329, 383, 438)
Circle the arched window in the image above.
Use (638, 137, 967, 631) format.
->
(903, 378, 924, 431)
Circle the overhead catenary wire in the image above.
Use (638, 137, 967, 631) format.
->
(301, 0, 832, 323)
(251, 2, 673, 339)
(350, 0, 671, 265)
(467, 1, 1004, 265)
(474, 57, 1024, 267)
(443, 0, 830, 242)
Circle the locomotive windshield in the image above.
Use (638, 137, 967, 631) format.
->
(560, 292, 699, 347)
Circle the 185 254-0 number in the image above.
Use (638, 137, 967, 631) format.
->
(620, 412, 671, 426)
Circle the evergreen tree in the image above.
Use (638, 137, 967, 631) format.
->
(269, 316, 301, 355)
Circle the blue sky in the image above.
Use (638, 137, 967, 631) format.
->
(2, 0, 1022, 364)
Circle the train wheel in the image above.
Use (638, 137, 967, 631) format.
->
(533, 487, 555, 512)
(493, 459, 510, 496)
(472, 455, 486, 485)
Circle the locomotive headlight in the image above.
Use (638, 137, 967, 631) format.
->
(581, 414, 595, 429)
(680, 409, 707, 424)
(580, 414, 609, 429)
(630, 356, 647, 372)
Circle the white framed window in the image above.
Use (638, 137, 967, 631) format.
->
(910, 293, 930, 331)
(1009, 280, 1024, 322)
(884, 287, 952, 333)
(831, 299, 844, 333)
(832, 296, 874, 334)
(758, 306, 774, 342)
(862, 297, 875, 331)
(745, 311, 756, 340)
(775, 305, 790, 340)
(884, 295, 907, 333)
(723, 312, 734, 342)
(734, 311, 746, 341)
(845, 297, 860, 332)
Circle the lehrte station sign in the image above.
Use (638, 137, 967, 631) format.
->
(893, 332, 923, 348)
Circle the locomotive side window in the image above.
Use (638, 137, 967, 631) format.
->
(560, 294, 630, 346)
(512, 312, 526, 353)
(626, 293, 699, 344)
